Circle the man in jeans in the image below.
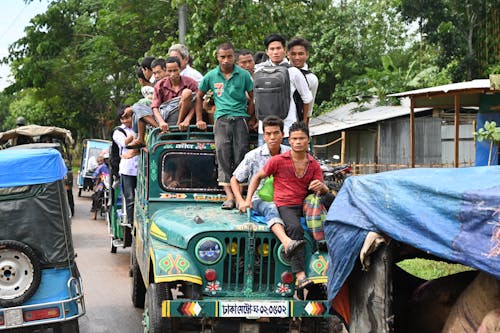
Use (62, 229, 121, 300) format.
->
(195, 42, 255, 210)
(244, 121, 329, 291)
(231, 116, 304, 257)
(112, 106, 138, 227)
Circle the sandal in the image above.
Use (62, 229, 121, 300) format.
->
(297, 277, 314, 291)
(221, 199, 235, 210)
(285, 239, 305, 256)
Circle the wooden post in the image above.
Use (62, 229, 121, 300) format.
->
(454, 94, 460, 167)
(410, 98, 415, 168)
(341, 131, 346, 164)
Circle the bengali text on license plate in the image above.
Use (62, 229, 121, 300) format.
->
(219, 300, 289, 318)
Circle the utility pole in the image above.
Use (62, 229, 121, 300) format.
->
(178, 4, 187, 44)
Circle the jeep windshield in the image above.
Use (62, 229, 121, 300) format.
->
(160, 151, 221, 193)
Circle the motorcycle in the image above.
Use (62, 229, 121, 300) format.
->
(319, 155, 352, 193)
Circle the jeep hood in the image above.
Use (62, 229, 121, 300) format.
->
(150, 202, 267, 248)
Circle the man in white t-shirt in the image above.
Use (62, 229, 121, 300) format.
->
(287, 37, 319, 119)
(112, 106, 138, 227)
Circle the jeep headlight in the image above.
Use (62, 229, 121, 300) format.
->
(195, 237, 223, 265)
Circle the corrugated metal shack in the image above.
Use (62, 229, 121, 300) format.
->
(310, 101, 476, 170)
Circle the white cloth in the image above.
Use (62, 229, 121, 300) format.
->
(255, 59, 313, 137)
(112, 125, 138, 176)
(181, 65, 203, 83)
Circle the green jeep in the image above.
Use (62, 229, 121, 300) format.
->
(131, 126, 335, 333)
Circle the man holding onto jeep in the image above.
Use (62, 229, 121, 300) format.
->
(195, 42, 255, 210)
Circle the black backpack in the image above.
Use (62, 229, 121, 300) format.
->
(292, 68, 311, 122)
(253, 64, 291, 121)
(110, 126, 127, 178)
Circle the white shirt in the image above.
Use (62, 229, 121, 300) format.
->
(181, 65, 203, 83)
(302, 63, 318, 117)
(112, 125, 138, 176)
(255, 59, 313, 137)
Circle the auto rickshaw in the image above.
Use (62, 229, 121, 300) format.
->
(0, 125, 76, 216)
(0, 147, 85, 331)
(77, 139, 111, 197)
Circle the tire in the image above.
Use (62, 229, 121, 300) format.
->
(55, 319, 80, 333)
(110, 238, 117, 254)
(0, 240, 42, 307)
(123, 225, 132, 248)
(131, 260, 146, 308)
(144, 283, 174, 333)
(302, 317, 345, 333)
(129, 236, 136, 277)
(67, 189, 75, 216)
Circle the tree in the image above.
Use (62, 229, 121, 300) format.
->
(476, 121, 500, 166)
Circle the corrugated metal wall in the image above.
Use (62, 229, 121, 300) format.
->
(378, 117, 442, 164)
(441, 124, 475, 164)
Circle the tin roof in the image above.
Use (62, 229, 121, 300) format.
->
(310, 102, 429, 136)
(388, 79, 498, 108)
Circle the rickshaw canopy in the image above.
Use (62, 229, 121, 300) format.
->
(0, 124, 75, 148)
(0, 148, 67, 188)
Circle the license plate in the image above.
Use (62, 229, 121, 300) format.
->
(219, 300, 289, 318)
(4, 308, 23, 327)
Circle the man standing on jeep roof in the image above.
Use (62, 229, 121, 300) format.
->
(195, 42, 255, 210)
(255, 34, 312, 143)
(287, 37, 319, 119)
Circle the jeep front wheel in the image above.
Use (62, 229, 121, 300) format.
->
(143, 283, 174, 333)
(0, 240, 42, 307)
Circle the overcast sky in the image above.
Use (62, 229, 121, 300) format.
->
(0, 0, 49, 91)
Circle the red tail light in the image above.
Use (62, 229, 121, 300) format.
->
(0, 314, 3, 325)
(23, 307, 60, 322)
(281, 271, 294, 284)
(205, 269, 217, 282)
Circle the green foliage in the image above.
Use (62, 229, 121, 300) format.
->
(398, 258, 475, 280)
(476, 121, 500, 166)
(0, 0, 492, 136)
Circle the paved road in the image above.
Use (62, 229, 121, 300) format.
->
(72, 190, 143, 333)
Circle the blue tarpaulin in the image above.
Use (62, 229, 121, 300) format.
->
(0, 148, 66, 188)
(324, 166, 500, 303)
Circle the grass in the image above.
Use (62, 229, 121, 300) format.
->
(397, 258, 475, 280)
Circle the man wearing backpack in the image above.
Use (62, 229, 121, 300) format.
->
(254, 34, 313, 145)
(112, 106, 138, 227)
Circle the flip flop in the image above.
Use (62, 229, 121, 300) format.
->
(297, 277, 314, 291)
(285, 239, 305, 256)
(221, 199, 235, 210)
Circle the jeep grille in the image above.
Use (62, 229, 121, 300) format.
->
(222, 235, 279, 294)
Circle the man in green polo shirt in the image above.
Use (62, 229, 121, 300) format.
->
(195, 42, 255, 209)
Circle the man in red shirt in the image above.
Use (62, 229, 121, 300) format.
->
(244, 121, 329, 291)
(127, 57, 198, 150)
(151, 56, 198, 132)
